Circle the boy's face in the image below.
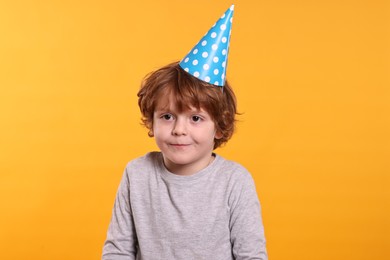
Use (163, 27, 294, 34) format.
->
(152, 97, 222, 176)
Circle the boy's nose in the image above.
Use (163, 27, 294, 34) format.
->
(172, 119, 187, 136)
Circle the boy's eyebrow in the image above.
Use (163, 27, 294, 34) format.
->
(189, 107, 207, 112)
(154, 107, 206, 114)
(191, 109, 206, 114)
(154, 105, 171, 112)
(154, 109, 171, 114)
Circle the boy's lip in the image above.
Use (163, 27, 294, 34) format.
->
(170, 143, 191, 147)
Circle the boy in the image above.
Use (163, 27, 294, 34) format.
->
(102, 5, 267, 259)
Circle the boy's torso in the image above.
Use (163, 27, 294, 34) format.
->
(127, 152, 241, 259)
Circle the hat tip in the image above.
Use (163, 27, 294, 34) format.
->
(230, 4, 235, 10)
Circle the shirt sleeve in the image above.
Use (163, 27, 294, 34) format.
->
(102, 166, 138, 260)
(229, 170, 268, 260)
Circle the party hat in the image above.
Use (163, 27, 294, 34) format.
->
(179, 5, 235, 87)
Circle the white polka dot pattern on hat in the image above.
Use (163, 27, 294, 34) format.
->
(179, 5, 234, 87)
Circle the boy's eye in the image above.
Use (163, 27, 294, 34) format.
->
(191, 115, 202, 122)
(162, 114, 174, 120)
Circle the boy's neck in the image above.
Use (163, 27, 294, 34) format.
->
(162, 154, 215, 176)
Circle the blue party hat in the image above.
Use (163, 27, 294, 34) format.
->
(179, 5, 235, 87)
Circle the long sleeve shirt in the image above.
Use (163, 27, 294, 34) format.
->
(102, 152, 267, 260)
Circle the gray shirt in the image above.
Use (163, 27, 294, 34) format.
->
(102, 152, 267, 260)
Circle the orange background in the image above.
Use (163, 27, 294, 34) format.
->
(0, 0, 389, 259)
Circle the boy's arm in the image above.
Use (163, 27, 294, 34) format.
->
(102, 168, 137, 260)
(229, 172, 268, 260)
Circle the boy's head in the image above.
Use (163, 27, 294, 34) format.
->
(137, 61, 237, 149)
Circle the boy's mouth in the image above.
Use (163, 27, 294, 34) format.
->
(170, 144, 190, 147)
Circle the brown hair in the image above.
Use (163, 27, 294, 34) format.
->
(137, 61, 237, 149)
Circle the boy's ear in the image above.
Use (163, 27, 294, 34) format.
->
(215, 131, 223, 140)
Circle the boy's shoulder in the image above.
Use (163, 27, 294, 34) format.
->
(215, 153, 247, 171)
(125, 152, 160, 167)
(213, 154, 255, 183)
(122, 152, 254, 186)
(123, 152, 161, 176)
